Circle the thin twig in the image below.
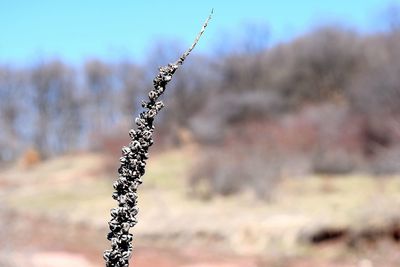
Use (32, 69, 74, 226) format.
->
(176, 9, 213, 66)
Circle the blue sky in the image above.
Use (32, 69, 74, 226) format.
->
(0, 0, 398, 65)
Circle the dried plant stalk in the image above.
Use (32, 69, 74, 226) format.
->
(103, 11, 212, 267)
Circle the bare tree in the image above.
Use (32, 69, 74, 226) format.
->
(30, 60, 76, 156)
(0, 67, 27, 161)
(115, 61, 146, 120)
(84, 59, 115, 135)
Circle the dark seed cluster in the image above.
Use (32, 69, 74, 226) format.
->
(103, 10, 211, 267)
(103, 64, 179, 267)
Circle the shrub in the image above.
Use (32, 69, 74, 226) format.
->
(189, 142, 281, 200)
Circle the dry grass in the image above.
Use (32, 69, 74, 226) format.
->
(1, 148, 400, 264)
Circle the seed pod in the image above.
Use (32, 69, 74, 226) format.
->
(147, 109, 157, 118)
(128, 129, 136, 139)
(148, 91, 157, 100)
(122, 146, 131, 155)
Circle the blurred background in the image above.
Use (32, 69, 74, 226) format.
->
(1, 1, 400, 266)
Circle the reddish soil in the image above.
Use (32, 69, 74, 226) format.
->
(1, 207, 400, 267)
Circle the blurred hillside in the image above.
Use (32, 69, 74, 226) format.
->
(1, 20, 400, 195)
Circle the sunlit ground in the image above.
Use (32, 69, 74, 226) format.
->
(1, 147, 399, 267)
